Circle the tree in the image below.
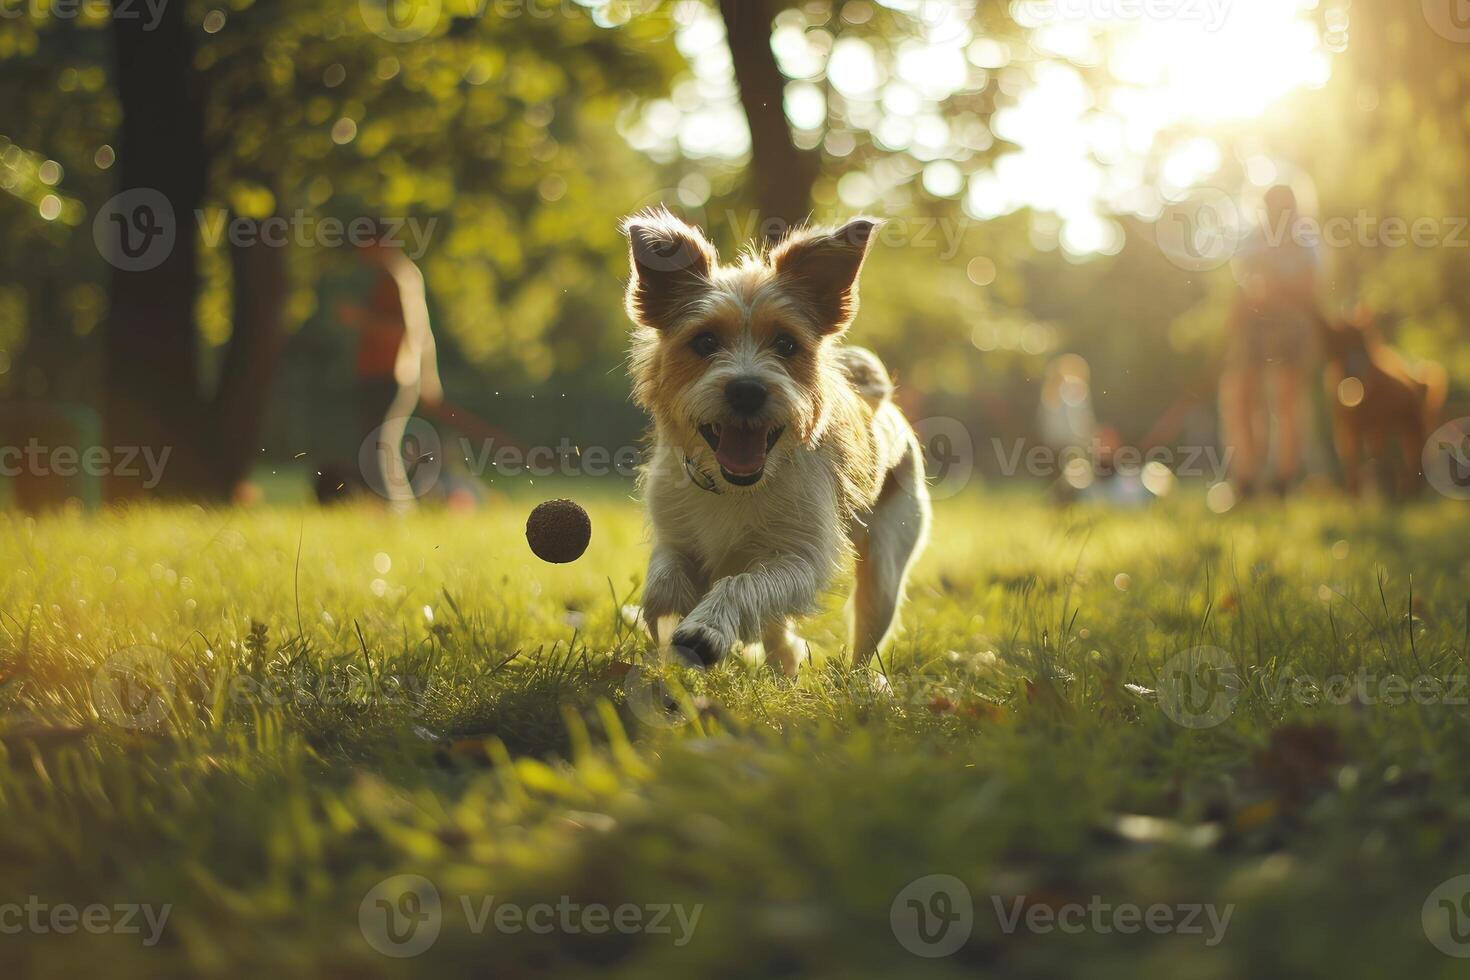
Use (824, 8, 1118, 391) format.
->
(1, 0, 684, 501)
(104, 4, 214, 497)
(718, 0, 816, 236)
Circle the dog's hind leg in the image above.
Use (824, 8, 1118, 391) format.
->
(850, 438, 930, 667)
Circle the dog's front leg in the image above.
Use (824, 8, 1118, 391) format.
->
(671, 556, 821, 667)
(642, 545, 707, 647)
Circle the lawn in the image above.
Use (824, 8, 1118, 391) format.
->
(2, 487, 1469, 978)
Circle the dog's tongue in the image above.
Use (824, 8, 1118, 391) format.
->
(715, 426, 768, 475)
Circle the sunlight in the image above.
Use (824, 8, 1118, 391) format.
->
(636, 0, 1330, 254)
(1105, 0, 1331, 124)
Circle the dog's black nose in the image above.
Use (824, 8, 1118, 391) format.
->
(725, 378, 768, 417)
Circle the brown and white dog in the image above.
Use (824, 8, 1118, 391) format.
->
(1317, 309, 1447, 497)
(622, 209, 930, 674)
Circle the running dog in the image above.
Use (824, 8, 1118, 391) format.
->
(622, 209, 930, 674)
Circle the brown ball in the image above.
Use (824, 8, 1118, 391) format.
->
(525, 498, 591, 564)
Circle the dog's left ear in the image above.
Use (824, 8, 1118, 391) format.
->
(771, 218, 879, 335)
(622, 208, 717, 332)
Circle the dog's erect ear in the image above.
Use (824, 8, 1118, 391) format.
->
(622, 209, 717, 331)
(770, 218, 879, 334)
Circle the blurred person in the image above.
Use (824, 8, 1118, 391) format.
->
(1220, 185, 1321, 497)
(338, 228, 442, 510)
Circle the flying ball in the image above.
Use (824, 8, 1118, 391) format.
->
(525, 498, 591, 564)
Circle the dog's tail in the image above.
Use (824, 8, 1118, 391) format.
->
(835, 346, 893, 408)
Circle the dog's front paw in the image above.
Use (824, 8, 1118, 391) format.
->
(669, 620, 730, 668)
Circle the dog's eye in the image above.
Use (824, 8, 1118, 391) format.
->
(689, 332, 719, 358)
(773, 334, 800, 358)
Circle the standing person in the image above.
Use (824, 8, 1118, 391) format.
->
(338, 228, 442, 510)
(1220, 185, 1321, 498)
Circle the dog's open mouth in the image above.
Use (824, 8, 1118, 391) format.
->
(698, 423, 784, 485)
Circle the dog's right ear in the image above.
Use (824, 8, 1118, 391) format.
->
(622, 208, 717, 331)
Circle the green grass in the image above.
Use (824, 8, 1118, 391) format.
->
(3, 488, 1470, 977)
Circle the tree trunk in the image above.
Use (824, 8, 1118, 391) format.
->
(213, 209, 289, 493)
(719, 0, 817, 240)
(105, 3, 211, 499)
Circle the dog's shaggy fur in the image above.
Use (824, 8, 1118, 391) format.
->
(1317, 310, 1447, 497)
(622, 209, 929, 674)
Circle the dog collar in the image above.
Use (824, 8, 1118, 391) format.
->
(680, 451, 722, 494)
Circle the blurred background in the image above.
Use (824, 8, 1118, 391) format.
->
(0, 0, 1465, 507)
